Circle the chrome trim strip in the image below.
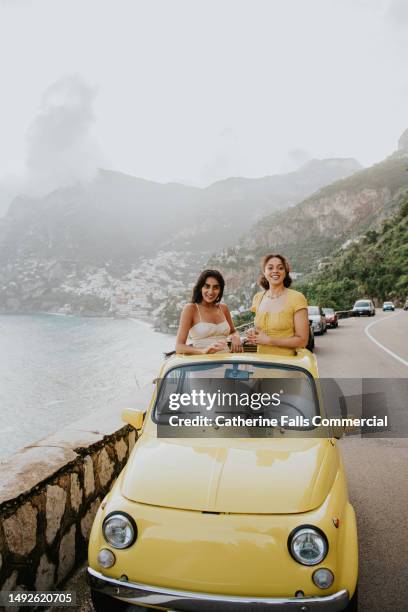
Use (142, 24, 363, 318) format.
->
(88, 567, 350, 611)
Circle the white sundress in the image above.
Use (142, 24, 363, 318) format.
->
(188, 304, 230, 352)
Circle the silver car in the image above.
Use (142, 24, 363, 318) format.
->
(307, 305, 327, 335)
(352, 299, 375, 316)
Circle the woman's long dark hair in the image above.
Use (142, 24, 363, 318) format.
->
(191, 269, 225, 303)
(258, 253, 292, 289)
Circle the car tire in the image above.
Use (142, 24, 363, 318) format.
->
(91, 590, 150, 612)
(345, 586, 358, 611)
(306, 331, 314, 352)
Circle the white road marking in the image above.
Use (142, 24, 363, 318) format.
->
(364, 311, 408, 368)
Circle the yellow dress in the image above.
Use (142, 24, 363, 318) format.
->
(251, 289, 308, 356)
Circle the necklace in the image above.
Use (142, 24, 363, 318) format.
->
(266, 290, 285, 300)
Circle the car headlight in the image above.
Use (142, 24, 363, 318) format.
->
(288, 526, 328, 566)
(103, 512, 137, 549)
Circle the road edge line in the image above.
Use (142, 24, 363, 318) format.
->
(364, 312, 408, 368)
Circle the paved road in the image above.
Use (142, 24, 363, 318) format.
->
(315, 310, 408, 611)
(315, 310, 408, 378)
(56, 311, 408, 611)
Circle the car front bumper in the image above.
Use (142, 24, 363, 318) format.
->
(88, 568, 350, 611)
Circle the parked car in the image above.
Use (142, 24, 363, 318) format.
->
(307, 305, 327, 334)
(382, 301, 395, 311)
(322, 308, 339, 328)
(352, 299, 375, 317)
(88, 350, 358, 612)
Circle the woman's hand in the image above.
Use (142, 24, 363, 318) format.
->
(203, 340, 229, 354)
(246, 328, 272, 346)
(230, 333, 243, 353)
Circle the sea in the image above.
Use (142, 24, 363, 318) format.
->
(0, 314, 174, 461)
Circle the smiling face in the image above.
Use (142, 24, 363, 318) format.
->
(201, 276, 221, 304)
(264, 257, 287, 289)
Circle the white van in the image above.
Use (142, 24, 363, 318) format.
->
(352, 299, 375, 316)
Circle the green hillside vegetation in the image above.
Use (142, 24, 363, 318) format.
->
(297, 193, 408, 310)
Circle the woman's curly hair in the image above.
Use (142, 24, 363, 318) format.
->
(258, 253, 292, 289)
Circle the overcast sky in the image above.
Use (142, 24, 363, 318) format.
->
(0, 0, 407, 194)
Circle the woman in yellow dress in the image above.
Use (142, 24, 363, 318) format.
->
(246, 253, 309, 356)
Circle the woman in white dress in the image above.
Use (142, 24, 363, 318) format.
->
(175, 270, 243, 354)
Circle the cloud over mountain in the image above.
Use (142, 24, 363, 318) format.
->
(21, 74, 105, 197)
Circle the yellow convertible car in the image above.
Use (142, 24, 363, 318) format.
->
(88, 350, 358, 611)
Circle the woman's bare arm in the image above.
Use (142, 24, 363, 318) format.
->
(175, 304, 206, 354)
(220, 303, 236, 333)
(220, 303, 243, 352)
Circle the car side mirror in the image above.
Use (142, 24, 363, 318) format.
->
(332, 414, 359, 440)
(343, 414, 358, 434)
(332, 424, 344, 439)
(121, 408, 146, 430)
(332, 413, 358, 439)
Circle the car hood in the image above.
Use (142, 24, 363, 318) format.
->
(308, 314, 322, 321)
(121, 437, 338, 514)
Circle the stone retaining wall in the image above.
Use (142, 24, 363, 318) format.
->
(0, 409, 139, 596)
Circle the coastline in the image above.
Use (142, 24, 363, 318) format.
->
(0, 314, 173, 460)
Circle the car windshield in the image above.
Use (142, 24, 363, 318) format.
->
(154, 361, 319, 431)
(354, 301, 370, 307)
(308, 306, 320, 315)
(323, 308, 334, 314)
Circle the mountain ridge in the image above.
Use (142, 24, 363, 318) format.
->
(196, 155, 408, 322)
(0, 157, 362, 316)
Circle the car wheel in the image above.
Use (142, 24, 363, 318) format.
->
(306, 331, 314, 352)
(345, 586, 358, 611)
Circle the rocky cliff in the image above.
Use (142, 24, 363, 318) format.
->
(203, 157, 408, 316)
